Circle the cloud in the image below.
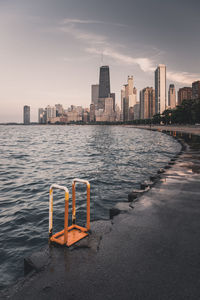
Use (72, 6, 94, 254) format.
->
(61, 18, 126, 27)
(59, 20, 200, 85)
(62, 18, 105, 25)
(86, 47, 155, 72)
(60, 25, 107, 45)
(167, 71, 199, 85)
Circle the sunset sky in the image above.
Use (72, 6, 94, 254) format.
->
(0, 0, 200, 122)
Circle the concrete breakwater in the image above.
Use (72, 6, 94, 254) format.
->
(3, 130, 200, 299)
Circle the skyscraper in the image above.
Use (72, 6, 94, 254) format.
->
(45, 105, 56, 123)
(98, 66, 110, 98)
(89, 104, 95, 122)
(121, 87, 125, 114)
(178, 87, 192, 105)
(140, 87, 155, 119)
(192, 80, 200, 100)
(110, 93, 115, 111)
(168, 84, 176, 108)
(155, 64, 166, 114)
(38, 108, 46, 124)
(23, 105, 30, 124)
(122, 76, 137, 121)
(91, 84, 99, 109)
(123, 98, 129, 122)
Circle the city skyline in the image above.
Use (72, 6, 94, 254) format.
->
(0, 0, 200, 122)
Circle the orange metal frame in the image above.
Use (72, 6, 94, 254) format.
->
(49, 179, 90, 247)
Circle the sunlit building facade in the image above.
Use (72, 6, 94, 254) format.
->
(155, 64, 166, 114)
(178, 87, 192, 105)
(168, 84, 176, 109)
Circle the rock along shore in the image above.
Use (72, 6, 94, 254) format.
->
(3, 128, 200, 300)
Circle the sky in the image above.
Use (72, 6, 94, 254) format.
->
(0, 0, 200, 122)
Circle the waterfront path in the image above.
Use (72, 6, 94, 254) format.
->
(129, 124, 200, 136)
(7, 134, 200, 300)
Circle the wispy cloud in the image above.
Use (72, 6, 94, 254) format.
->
(59, 19, 200, 85)
(86, 47, 155, 72)
(60, 25, 107, 45)
(61, 18, 126, 27)
(167, 71, 199, 85)
(86, 47, 200, 84)
(62, 18, 105, 25)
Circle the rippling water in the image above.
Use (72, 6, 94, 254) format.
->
(0, 125, 181, 288)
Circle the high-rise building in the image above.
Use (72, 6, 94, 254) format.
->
(178, 87, 192, 105)
(23, 105, 30, 124)
(110, 93, 115, 112)
(122, 76, 137, 121)
(192, 80, 200, 100)
(38, 108, 46, 124)
(46, 105, 56, 122)
(104, 97, 114, 115)
(133, 102, 140, 120)
(168, 84, 176, 109)
(123, 98, 129, 122)
(82, 109, 89, 123)
(155, 64, 166, 114)
(140, 87, 155, 119)
(121, 87, 125, 115)
(55, 104, 64, 116)
(91, 84, 99, 109)
(98, 66, 110, 98)
(90, 104, 95, 122)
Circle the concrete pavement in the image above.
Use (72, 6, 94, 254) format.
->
(5, 132, 200, 300)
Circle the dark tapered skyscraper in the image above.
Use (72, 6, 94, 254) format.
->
(99, 66, 110, 98)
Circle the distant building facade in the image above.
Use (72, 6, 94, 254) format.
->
(38, 108, 46, 124)
(122, 76, 137, 121)
(192, 80, 200, 100)
(168, 84, 176, 109)
(55, 104, 64, 116)
(23, 105, 30, 124)
(133, 102, 140, 120)
(155, 64, 166, 114)
(90, 104, 95, 122)
(123, 97, 129, 122)
(140, 87, 155, 119)
(91, 84, 99, 109)
(46, 105, 56, 123)
(178, 87, 192, 105)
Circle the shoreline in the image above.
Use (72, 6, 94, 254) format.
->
(127, 124, 200, 136)
(1, 123, 200, 137)
(3, 129, 200, 299)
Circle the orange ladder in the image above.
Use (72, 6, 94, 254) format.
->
(49, 179, 90, 247)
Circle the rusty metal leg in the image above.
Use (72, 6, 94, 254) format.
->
(64, 191, 69, 244)
(72, 183, 76, 225)
(87, 183, 90, 231)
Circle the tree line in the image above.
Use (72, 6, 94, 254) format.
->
(129, 98, 200, 125)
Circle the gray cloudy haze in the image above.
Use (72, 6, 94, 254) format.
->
(0, 0, 200, 122)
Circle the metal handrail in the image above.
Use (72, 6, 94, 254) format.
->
(49, 184, 69, 243)
(72, 178, 90, 231)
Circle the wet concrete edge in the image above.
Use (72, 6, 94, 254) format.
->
(1, 128, 194, 298)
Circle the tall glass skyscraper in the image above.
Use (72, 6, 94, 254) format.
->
(155, 64, 166, 114)
(98, 66, 110, 98)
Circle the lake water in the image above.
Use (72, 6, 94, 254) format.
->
(0, 125, 181, 289)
